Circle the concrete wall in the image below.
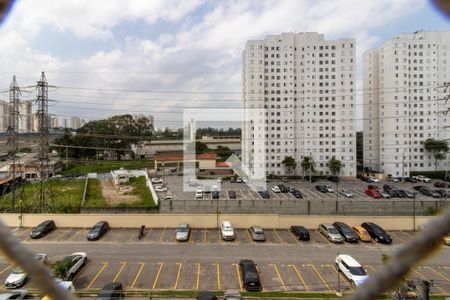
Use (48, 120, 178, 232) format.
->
(0, 213, 434, 231)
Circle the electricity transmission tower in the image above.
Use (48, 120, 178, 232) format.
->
(5, 75, 21, 209)
(35, 72, 54, 212)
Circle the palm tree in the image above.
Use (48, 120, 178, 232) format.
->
(301, 156, 315, 180)
(328, 156, 342, 176)
(423, 139, 449, 170)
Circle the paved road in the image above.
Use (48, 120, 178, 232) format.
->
(1, 228, 449, 295)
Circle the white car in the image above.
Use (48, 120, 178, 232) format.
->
(42, 280, 75, 300)
(325, 185, 335, 193)
(271, 186, 281, 193)
(414, 175, 431, 183)
(162, 195, 173, 200)
(339, 189, 353, 198)
(217, 178, 222, 183)
(155, 185, 168, 192)
(221, 221, 235, 241)
(368, 176, 380, 183)
(335, 254, 369, 287)
(5, 253, 48, 288)
(195, 189, 203, 199)
(151, 178, 163, 184)
(56, 252, 87, 281)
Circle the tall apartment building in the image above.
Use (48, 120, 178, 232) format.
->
(363, 30, 450, 177)
(70, 116, 81, 130)
(0, 100, 8, 132)
(0, 99, 33, 132)
(242, 32, 356, 177)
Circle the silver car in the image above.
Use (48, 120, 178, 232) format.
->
(249, 226, 266, 241)
(339, 189, 353, 198)
(319, 223, 343, 243)
(4, 253, 47, 288)
(176, 223, 190, 242)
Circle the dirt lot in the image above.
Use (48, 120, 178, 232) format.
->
(100, 179, 140, 206)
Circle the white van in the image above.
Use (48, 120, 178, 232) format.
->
(195, 189, 203, 199)
(335, 254, 369, 286)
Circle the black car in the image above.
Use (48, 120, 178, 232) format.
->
(197, 291, 217, 300)
(87, 221, 109, 241)
(360, 176, 370, 182)
(361, 222, 392, 244)
(412, 185, 427, 191)
(229, 177, 236, 183)
(332, 222, 358, 243)
(395, 190, 408, 198)
(212, 191, 220, 199)
(278, 184, 289, 193)
(292, 189, 303, 199)
(239, 259, 262, 291)
(434, 189, 448, 197)
(228, 190, 237, 199)
(96, 282, 124, 300)
(383, 185, 400, 197)
(315, 185, 327, 193)
(418, 187, 441, 198)
(400, 190, 415, 198)
(258, 191, 270, 199)
(30, 220, 56, 239)
(404, 177, 418, 183)
(290, 226, 310, 241)
(288, 186, 296, 193)
(327, 176, 339, 182)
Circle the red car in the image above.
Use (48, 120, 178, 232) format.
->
(365, 188, 382, 198)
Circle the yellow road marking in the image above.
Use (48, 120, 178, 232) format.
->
(273, 229, 284, 244)
(214, 263, 221, 291)
(0, 264, 13, 275)
(189, 229, 193, 243)
(232, 263, 243, 292)
(424, 267, 449, 282)
(144, 229, 152, 241)
(289, 264, 308, 291)
(328, 264, 352, 289)
(159, 227, 166, 242)
(195, 263, 200, 290)
(411, 268, 447, 294)
(204, 227, 207, 243)
(271, 264, 286, 291)
(218, 228, 222, 243)
(256, 266, 265, 291)
(113, 262, 126, 282)
(87, 262, 108, 289)
(287, 230, 300, 244)
(55, 227, 72, 240)
(152, 262, 164, 290)
(173, 263, 182, 289)
(131, 262, 145, 289)
(308, 264, 332, 292)
(246, 229, 253, 243)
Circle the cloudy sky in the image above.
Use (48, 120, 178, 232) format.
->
(0, 0, 448, 129)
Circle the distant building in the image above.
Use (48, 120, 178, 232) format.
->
(0, 99, 33, 133)
(0, 100, 8, 132)
(50, 115, 59, 128)
(70, 116, 81, 130)
(33, 111, 51, 132)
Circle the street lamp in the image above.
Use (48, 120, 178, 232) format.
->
(413, 193, 416, 232)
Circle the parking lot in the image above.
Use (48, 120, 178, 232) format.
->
(1, 228, 449, 294)
(158, 176, 448, 201)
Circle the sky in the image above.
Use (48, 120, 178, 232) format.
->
(0, 0, 449, 130)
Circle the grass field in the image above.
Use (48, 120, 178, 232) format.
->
(125, 176, 157, 207)
(83, 178, 107, 207)
(60, 160, 155, 176)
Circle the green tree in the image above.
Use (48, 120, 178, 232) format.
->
(51, 260, 72, 280)
(301, 156, 315, 180)
(328, 156, 342, 175)
(423, 138, 449, 170)
(281, 156, 297, 174)
(215, 145, 233, 161)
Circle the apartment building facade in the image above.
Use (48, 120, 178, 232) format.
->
(242, 32, 356, 177)
(363, 30, 450, 177)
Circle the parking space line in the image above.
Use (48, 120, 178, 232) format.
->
(255, 266, 265, 291)
(173, 263, 182, 289)
(411, 268, 447, 294)
(204, 228, 207, 243)
(308, 264, 332, 292)
(73, 260, 89, 281)
(131, 262, 145, 289)
(55, 227, 73, 240)
(315, 229, 329, 243)
(195, 263, 200, 290)
(289, 264, 308, 291)
(273, 229, 284, 244)
(246, 229, 253, 243)
(189, 229, 193, 243)
(87, 262, 108, 289)
(392, 232, 407, 243)
(365, 265, 376, 272)
(214, 263, 221, 291)
(271, 264, 286, 291)
(144, 229, 152, 241)
(424, 267, 449, 282)
(0, 264, 12, 275)
(232, 263, 243, 292)
(115, 227, 126, 241)
(152, 262, 164, 290)
(159, 227, 166, 242)
(113, 262, 126, 282)
(218, 229, 222, 244)
(287, 230, 300, 244)
(327, 264, 352, 289)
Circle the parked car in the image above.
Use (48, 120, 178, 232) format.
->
(352, 226, 372, 242)
(87, 221, 109, 241)
(278, 184, 289, 193)
(318, 223, 344, 243)
(379, 190, 391, 198)
(258, 191, 270, 199)
(212, 191, 220, 199)
(151, 178, 163, 184)
(327, 176, 339, 182)
(229, 177, 236, 183)
(221, 221, 235, 241)
(5, 253, 47, 288)
(223, 290, 242, 300)
(175, 223, 190, 242)
(197, 291, 217, 300)
(361, 222, 392, 244)
(155, 185, 168, 192)
(228, 190, 237, 199)
(365, 188, 381, 198)
(413, 175, 431, 183)
(368, 176, 380, 183)
(288, 186, 296, 193)
(325, 185, 335, 193)
(271, 186, 281, 193)
(332, 222, 358, 243)
(217, 178, 222, 183)
(162, 195, 173, 200)
(434, 189, 448, 198)
(249, 226, 266, 242)
(42, 280, 76, 300)
(292, 189, 303, 198)
(30, 220, 56, 239)
(360, 176, 370, 182)
(236, 177, 243, 183)
(412, 185, 427, 191)
(399, 190, 415, 198)
(96, 282, 124, 300)
(281, 177, 289, 183)
(335, 255, 369, 287)
(387, 176, 399, 182)
(195, 189, 203, 199)
(404, 177, 418, 183)
(434, 181, 448, 188)
(339, 189, 353, 198)
(0, 291, 32, 299)
(315, 185, 328, 193)
(290, 226, 310, 241)
(239, 259, 262, 291)
(418, 187, 441, 198)
(383, 189, 398, 198)
(56, 252, 88, 280)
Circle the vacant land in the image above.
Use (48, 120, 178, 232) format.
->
(59, 160, 154, 176)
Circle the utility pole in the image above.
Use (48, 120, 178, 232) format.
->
(6, 75, 21, 209)
(35, 72, 51, 212)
